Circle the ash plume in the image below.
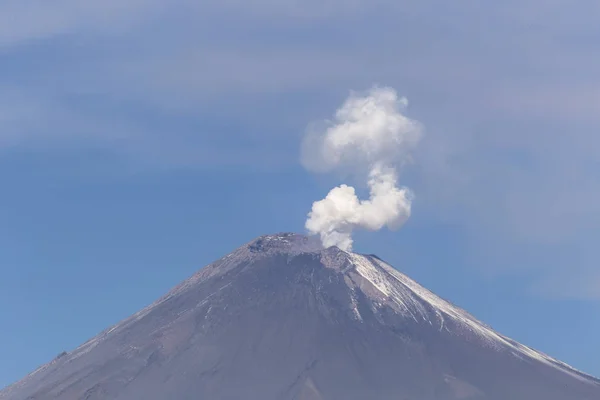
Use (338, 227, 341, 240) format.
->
(301, 86, 423, 250)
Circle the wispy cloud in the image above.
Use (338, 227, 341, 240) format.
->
(0, 0, 166, 47)
(1, 1, 600, 297)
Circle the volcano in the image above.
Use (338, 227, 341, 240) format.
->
(2, 233, 599, 400)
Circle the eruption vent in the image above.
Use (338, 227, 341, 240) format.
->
(302, 86, 423, 250)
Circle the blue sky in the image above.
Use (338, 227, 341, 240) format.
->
(1, 0, 600, 387)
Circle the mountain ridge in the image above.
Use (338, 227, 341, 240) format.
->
(2, 232, 599, 400)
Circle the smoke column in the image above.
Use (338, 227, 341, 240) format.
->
(301, 86, 423, 251)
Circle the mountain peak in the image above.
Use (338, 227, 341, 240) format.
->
(247, 232, 325, 255)
(244, 233, 354, 273)
(2, 233, 599, 400)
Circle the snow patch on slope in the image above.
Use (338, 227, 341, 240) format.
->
(348, 253, 426, 323)
(348, 287, 363, 322)
(347, 252, 595, 384)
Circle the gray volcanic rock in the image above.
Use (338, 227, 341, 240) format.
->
(2, 233, 599, 400)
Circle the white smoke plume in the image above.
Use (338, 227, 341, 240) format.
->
(301, 86, 423, 251)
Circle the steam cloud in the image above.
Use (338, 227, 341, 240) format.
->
(301, 86, 423, 251)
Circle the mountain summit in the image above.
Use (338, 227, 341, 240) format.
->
(2, 233, 599, 400)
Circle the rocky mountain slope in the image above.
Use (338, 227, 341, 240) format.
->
(2, 233, 599, 399)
